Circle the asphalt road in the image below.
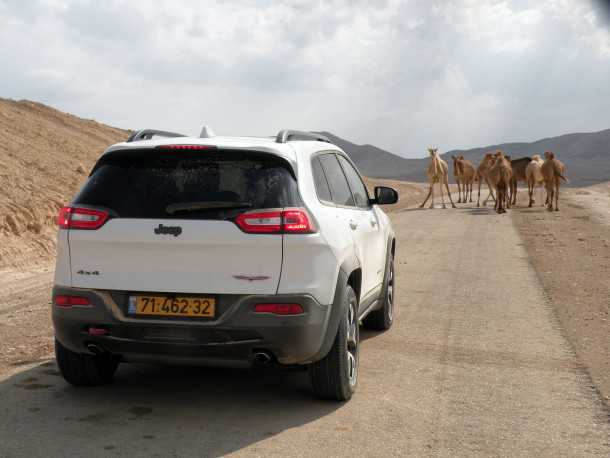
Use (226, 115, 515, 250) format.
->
(1, 206, 609, 457)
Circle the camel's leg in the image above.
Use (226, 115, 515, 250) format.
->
(419, 183, 433, 208)
(444, 178, 456, 208)
(527, 180, 533, 207)
(456, 181, 461, 203)
(511, 180, 517, 205)
(439, 179, 447, 209)
(546, 184, 553, 211)
(489, 179, 497, 202)
(484, 178, 496, 205)
(477, 179, 482, 207)
(469, 181, 474, 202)
(487, 188, 494, 206)
(496, 187, 502, 213)
(429, 182, 435, 209)
(500, 188, 503, 213)
(555, 180, 560, 211)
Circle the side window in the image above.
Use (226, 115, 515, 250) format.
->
(318, 154, 355, 207)
(311, 157, 332, 203)
(337, 155, 370, 208)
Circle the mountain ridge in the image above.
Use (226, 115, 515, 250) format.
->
(317, 129, 610, 186)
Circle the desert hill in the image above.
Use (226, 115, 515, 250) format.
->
(0, 98, 127, 269)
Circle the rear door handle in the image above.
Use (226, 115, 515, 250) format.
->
(349, 220, 358, 230)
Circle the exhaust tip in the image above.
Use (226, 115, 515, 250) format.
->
(253, 351, 272, 366)
(86, 343, 104, 355)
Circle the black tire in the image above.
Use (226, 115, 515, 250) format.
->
(55, 339, 119, 386)
(310, 285, 359, 401)
(363, 252, 395, 331)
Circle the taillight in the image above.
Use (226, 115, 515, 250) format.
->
(253, 303, 304, 315)
(234, 208, 315, 234)
(282, 209, 313, 233)
(57, 206, 109, 230)
(54, 295, 92, 308)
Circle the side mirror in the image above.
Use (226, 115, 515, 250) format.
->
(373, 186, 398, 205)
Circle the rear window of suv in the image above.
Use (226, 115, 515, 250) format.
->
(74, 149, 300, 219)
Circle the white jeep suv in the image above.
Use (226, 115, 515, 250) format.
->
(52, 129, 397, 401)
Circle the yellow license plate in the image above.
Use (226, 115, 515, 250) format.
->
(130, 296, 216, 318)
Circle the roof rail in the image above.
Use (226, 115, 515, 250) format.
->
(275, 130, 330, 144)
(126, 129, 187, 143)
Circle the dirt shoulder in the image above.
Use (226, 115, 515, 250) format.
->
(511, 188, 610, 406)
(0, 264, 55, 374)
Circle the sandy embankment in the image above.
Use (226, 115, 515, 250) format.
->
(0, 98, 128, 271)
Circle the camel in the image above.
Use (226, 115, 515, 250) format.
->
(525, 154, 545, 207)
(452, 155, 476, 203)
(508, 156, 532, 205)
(476, 153, 497, 207)
(487, 151, 512, 214)
(541, 151, 567, 211)
(419, 148, 456, 209)
(452, 156, 464, 203)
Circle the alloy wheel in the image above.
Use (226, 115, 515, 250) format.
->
(387, 259, 395, 323)
(346, 298, 359, 386)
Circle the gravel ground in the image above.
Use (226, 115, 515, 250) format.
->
(1, 196, 609, 457)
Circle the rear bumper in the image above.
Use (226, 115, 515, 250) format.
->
(52, 286, 333, 367)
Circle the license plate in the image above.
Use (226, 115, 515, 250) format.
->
(128, 295, 216, 318)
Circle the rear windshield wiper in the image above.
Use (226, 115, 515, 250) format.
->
(165, 201, 253, 215)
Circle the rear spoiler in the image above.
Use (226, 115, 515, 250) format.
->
(126, 129, 187, 142)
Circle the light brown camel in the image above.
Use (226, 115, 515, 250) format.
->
(476, 153, 497, 207)
(508, 156, 532, 205)
(488, 151, 512, 214)
(419, 148, 456, 209)
(541, 151, 567, 211)
(525, 154, 544, 207)
(452, 155, 476, 203)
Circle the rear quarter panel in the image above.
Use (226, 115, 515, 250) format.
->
(54, 230, 71, 287)
(277, 144, 356, 304)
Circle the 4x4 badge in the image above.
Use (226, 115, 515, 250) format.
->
(154, 224, 182, 237)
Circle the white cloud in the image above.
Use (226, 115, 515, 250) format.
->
(0, 0, 609, 157)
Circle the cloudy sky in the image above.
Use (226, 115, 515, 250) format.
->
(1, 0, 609, 157)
